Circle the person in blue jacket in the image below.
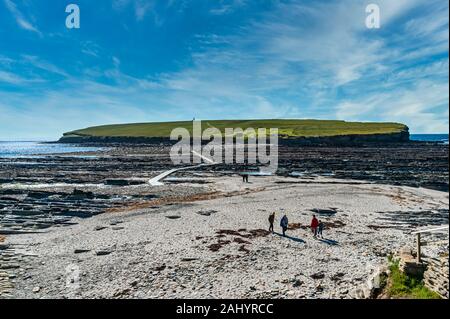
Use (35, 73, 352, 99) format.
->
(280, 214, 289, 237)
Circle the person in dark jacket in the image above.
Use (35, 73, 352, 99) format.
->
(241, 173, 249, 183)
(311, 215, 319, 237)
(280, 215, 289, 237)
(268, 212, 275, 233)
(317, 220, 324, 238)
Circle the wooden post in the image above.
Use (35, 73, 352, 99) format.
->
(416, 233, 421, 263)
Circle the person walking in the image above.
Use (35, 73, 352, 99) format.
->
(268, 212, 275, 233)
(317, 220, 324, 238)
(311, 214, 319, 238)
(280, 214, 289, 237)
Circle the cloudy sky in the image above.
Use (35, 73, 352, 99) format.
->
(0, 0, 448, 139)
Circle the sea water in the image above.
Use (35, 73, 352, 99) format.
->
(410, 134, 449, 144)
(0, 141, 103, 158)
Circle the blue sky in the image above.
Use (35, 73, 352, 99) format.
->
(0, 0, 448, 139)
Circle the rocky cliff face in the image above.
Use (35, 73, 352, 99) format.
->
(278, 131, 410, 146)
(59, 135, 172, 144)
(59, 130, 410, 146)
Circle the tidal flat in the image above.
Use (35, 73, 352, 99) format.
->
(0, 142, 448, 298)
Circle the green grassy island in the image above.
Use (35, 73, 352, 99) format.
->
(62, 119, 409, 140)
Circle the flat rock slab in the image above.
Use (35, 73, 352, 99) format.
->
(181, 258, 199, 262)
(196, 210, 218, 216)
(311, 272, 325, 280)
(96, 250, 113, 256)
(74, 249, 91, 254)
(310, 208, 338, 216)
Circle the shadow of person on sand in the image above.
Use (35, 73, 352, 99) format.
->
(273, 232, 306, 243)
(317, 238, 339, 246)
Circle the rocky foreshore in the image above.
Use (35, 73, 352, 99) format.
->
(0, 142, 447, 235)
(1, 175, 448, 299)
(0, 142, 448, 299)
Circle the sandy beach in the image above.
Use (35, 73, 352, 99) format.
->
(2, 173, 448, 299)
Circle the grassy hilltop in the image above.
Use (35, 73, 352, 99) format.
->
(63, 119, 408, 139)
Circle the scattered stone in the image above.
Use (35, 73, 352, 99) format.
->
(196, 210, 218, 216)
(74, 249, 91, 254)
(113, 288, 131, 297)
(166, 216, 181, 220)
(152, 264, 166, 272)
(331, 272, 345, 281)
(233, 237, 251, 245)
(96, 250, 113, 256)
(181, 258, 198, 262)
(311, 272, 325, 280)
(310, 208, 337, 216)
(288, 223, 308, 230)
(0, 263, 19, 270)
(70, 189, 95, 199)
(238, 245, 250, 253)
(325, 220, 346, 229)
(340, 289, 349, 295)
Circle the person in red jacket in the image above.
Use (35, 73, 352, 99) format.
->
(311, 215, 319, 237)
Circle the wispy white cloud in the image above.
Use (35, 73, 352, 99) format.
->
(0, 75, 167, 139)
(134, 0, 153, 21)
(336, 81, 449, 133)
(0, 70, 44, 85)
(0, 0, 448, 138)
(155, 0, 448, 132)
(21, 55, 68, 77)
(0, 55, 66, 86)
(209, 0, 247, 15)
(0, 55, 15, 66)
(81, 41, 101, 58)
(3, 0, 41, 36)
(113, 0, 155, 22)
